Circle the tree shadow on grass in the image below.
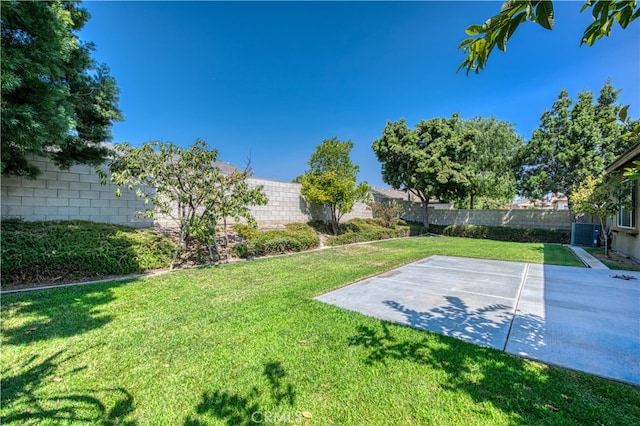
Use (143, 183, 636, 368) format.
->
(1, 281, 133, 346)
(1, 348, 136, 425)
(184, 361, 297, 426)
(347, 316, 638, 424)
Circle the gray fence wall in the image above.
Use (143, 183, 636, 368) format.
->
(428, 208, 572, 230)
(247, 177, 371, 227)
(1, 156, 572, 230)
(1, 158, 152, 227)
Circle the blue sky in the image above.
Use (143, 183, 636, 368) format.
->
(80, 1, 639, 188)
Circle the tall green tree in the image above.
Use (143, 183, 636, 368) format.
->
(517, 81, 633, 213)
(455, 117, 523, 209)
(459, 0, 640, 74)
(108, 140, 267, 268)
(372, 115, 473, 227)
(300, 137, 370, 235)
(1, 0, 122, 178)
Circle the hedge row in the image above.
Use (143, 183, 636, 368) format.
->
(234, 223, 320, 257)
(1, 219, 174, 286)
(326, 218, 428, 246)
(427, 224, 570, 244)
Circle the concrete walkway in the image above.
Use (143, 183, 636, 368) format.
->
(316, 255, 640, 386)
(568, 245, 609, 269)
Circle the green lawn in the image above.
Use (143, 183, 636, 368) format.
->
(585, 247, 640, 271)
(3, 237, 637, 425)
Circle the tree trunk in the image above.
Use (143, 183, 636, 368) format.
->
(567, 197, 577, 222)
(330, 206, 339, 235)
(422, 199, 430, 230)
(207, 230, 221, 264)
(206, 242, 215, 264)
(469, 192, 475, 210)
(170, 221, 187, 270)
(223, 217, 230, 259)
(210, 234, 221, 262)
(600, 217, 609, 257)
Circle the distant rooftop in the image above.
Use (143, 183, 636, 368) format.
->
(370, 187, 411, 201)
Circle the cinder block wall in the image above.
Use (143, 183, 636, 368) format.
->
(0, 159, 373, 228)
(246, 177, 372, 227)
(1, 158, 153, 227)
(2, 157, 571, 230)
(427, 208, 572, 230)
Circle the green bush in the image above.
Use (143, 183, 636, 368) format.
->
(1, 219, 174, 286)
(234, 223, 320, 257)
(326, 218, 419, 246)
(233, 223, 260, 239)
(428, 224, 570, 244)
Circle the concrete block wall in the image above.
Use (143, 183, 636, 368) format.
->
(2, 156, 571, 231)
(427, 208, 572, 230)
(246, 177, 373, 227)
(1, 157, 153, 227)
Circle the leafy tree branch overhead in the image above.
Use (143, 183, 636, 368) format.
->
(458, 0, 640, 74)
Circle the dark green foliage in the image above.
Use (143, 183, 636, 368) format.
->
(1, 1, 122, 177)
(1, 219, 173, 286)
(428, 224, 570, 244)
(372, 115, 475, 227)
(326, 218, 428, 246)
(234, 223, 320, 257)
(517, 81, 634, 211)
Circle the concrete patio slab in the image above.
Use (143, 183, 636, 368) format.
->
(317, 256, 525, 350)
(506, 264, 640, 385)
(315, 255, 640, 386)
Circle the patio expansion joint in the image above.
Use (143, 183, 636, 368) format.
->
(412, 263, 524, 279)
(502, 262, 530, 351)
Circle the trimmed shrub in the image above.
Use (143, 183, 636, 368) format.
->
(326, 218, 423, 246)
(234, 223, 320, 257)
(1, 219, 174, 286)
(428, 224, 570, 244)
(234, 223, 260, 240)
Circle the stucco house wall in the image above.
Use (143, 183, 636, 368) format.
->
(606, 145, 640, 261)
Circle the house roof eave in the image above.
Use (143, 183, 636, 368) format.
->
(606, 143, 640, 173)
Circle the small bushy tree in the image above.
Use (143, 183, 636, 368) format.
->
(107, 139, 267, 268)
(300, 138, 370, 235)
(572, 173, 632, 257)
(368, 200, 404, 229)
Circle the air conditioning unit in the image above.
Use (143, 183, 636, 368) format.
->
(570, 222, 602, 246)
